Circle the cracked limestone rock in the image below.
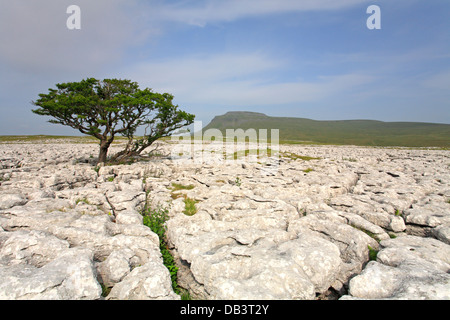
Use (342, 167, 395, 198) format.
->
(1, 141, 450, 300)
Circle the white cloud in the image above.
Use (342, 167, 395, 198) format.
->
(121, 52, 374, 107)
(127, 52, 281, 86)
(0, 0, 145, 75)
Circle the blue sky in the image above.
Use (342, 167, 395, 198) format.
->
(0, 0, 449, 135)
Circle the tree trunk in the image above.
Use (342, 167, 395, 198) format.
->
(98, 140, 110, 164)
(111, 150, 138, 163)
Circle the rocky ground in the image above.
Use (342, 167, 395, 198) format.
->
(0, 139, 449, 300)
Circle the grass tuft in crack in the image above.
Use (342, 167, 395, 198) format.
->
(183, 197, 198, 216)
(142, 206, 180, 295)
(368, 245, 379, 261)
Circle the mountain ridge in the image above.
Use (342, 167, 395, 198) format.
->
(202, 111, 450, 147)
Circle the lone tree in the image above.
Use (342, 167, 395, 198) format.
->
(32, 78, 195, 164)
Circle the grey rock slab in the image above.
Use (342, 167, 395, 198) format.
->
(97, 248, 137, 287)
(347, 260, 450, 300)
(288, 211, 379, 283)
(105, 190, 146, 212)
(0, 193, 28, 210)
(0, 247, 101, 300)
(0, 203, 80, 232)
(404, 205, 450, 228)
(107, 261, 180, 300)
(0, 230, 69, 267)
(377, 235, 450, 272)
(336, 211, 390, 241)
(346, 235, 450, 300)
(115, 209, 144, 225)
(278, 233, 342, 293)
(190, 243, 317, 300)
(330, 195, 406, 232)
(169, 210, 342, 298)
(432, 223, 450, 244)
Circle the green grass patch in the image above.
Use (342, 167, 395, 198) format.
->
(170, 193, 184, 200)
(170, 183, 195, 191)
(368, 245, 379, 261)
(169, 183, 195, 201)
(281, 152, 321, 161)
(0, 135, 101, 144)
(142, 206, 180, 294)
(183, 197, 199, 216)
(303, 168, 314, 173)
(101, 283, 112, 298)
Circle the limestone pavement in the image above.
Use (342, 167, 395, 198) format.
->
(0, 139, 449, 299)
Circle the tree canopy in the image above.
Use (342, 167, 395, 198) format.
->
(32, 78, 195, 163)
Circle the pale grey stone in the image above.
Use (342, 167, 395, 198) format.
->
(97, 248, 135, 287)
(0, 230, 69, 267)
(106, 190, 146, 212)
(377, 235, 450, 272)
(348, 261, 405, 299)
(115, 209, 143, 225)
(0, 193, 28, 210)
(0, 248, 101, 300)
(107, 261, 180, 300)
(432, 223, 450, 245)
(337, 211, 390, 241)
(404, 205, 450, 228)
(278, 233, 342, 293)
(348, 260, 450, 300)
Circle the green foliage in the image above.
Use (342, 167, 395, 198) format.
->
(142, 206, 180, 294)
(368, 245, 379, 261)
(234, 177, 242, 187)
(143, 206, 169, 244)
(180, 290, 192, 300)
(32, 78, 195, 163)
(303, 168, 314, 173)
(101, 283, 112, 298)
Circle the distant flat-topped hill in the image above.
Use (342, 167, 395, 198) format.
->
(203, 111, 450, 147)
